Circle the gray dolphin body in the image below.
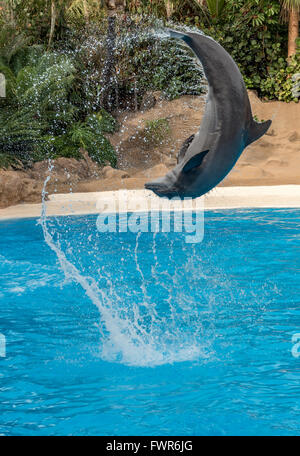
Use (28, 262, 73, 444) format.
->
(145, 30, 272, 198)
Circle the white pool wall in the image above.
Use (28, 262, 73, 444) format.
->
(0, 185, 300, 220)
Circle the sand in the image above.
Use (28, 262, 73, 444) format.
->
(109, 91, 300, 187)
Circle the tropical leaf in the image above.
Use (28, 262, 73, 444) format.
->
(206, 0, 225, 18)
(0, 107, 44, 163)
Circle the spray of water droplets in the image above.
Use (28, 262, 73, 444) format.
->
(37, 23, 223, 367)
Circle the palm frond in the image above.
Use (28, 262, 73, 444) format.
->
(206, 0, 225, 17)
(281, 0, 300, 11)
(0, 107, 44, 163)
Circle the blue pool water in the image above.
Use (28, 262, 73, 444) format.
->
(0, 208, 299, 436)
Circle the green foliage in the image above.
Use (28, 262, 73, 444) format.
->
(0, 107, 44, 165)
(124, 1, 298, 102)
(0, 0, 298, 172)
(14, 52, 77, 132)
(127, 0, 168, 17)
(36, 111, 117, 166)
(136, 38, 204, 100)
(143, 118, 170, 145)
(65, 0, 106, 25)
(206, 0, 225, 18)
(65, 115, 117, 166)
(0, 44, 117, 168)
(253, 114, 265, 122)
(177, 0, 299, 102)
(9, 0, 68, 45)
(0, 153, 18, 169)
(260, 55, 300, 102)
(87, 110, 118, 134)
(115, 18, 205, 103)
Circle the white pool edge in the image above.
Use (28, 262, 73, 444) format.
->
(0, 185, 300, 221)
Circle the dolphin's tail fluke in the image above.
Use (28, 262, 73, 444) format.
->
(168, 29, 193, 45)
(168, 29, 186, 39)
(245, 119, 272, 147)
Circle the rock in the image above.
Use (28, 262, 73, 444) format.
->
(0, 170, 42, 208)
(81, 151, 102, 178)
(0, 171, 23, 208)
(28, 153, 102, 183)
(0, 152, 104, 208)
(21, 178, 43, 203)
(257, 139, 274, 148)
(234, 165, 267, 179)
(265, 159, 288, 168)
(1, 91, 299, 210)
(137, 163, 169, 178)
(29, 158, 88, 181)
(102, 166, 130, 179)
(242, 144, 274, 162)
(266, 128, 276, 136)
(288, 131, 300, 142)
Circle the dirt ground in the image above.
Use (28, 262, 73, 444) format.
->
(109, 90, 300, 186)
(0, 91, 299, 208)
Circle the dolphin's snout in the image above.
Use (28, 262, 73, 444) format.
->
(145, 177, 179, 199)
(145, 177, 168, 194)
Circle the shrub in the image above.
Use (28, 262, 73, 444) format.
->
(143, 118, 170, 145)
(0, 107, 44, 167)
(38, 113, 118, 167)
(260, 55, 300, 102)
(172, 0, 299, 102)
(69, 16, 205, 114)
(0, 43, 117, 168)
(14, 52, 77, 133)
(115, 17, 205, 103)
(136, 38, 204, 100)
(66, 116, 117, 166)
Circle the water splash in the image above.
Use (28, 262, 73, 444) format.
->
(36, 23, 217, 367)
(39, 164, 218, 366)
(69, 18, 207, 116)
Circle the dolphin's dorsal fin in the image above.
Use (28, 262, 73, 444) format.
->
(182, 150, 209, 173)
(246, 119, 272, 147)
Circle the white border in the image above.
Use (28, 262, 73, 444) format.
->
(0, 185, 300, 220)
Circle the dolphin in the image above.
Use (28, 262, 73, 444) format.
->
(145, 30, 271, 198)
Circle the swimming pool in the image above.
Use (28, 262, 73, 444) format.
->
(0, 209, 299, 435)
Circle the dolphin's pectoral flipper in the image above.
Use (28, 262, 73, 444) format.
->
(177, 134, 195, 164)
(245, 119, 272, 147)
(182, 150, 209, 173)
